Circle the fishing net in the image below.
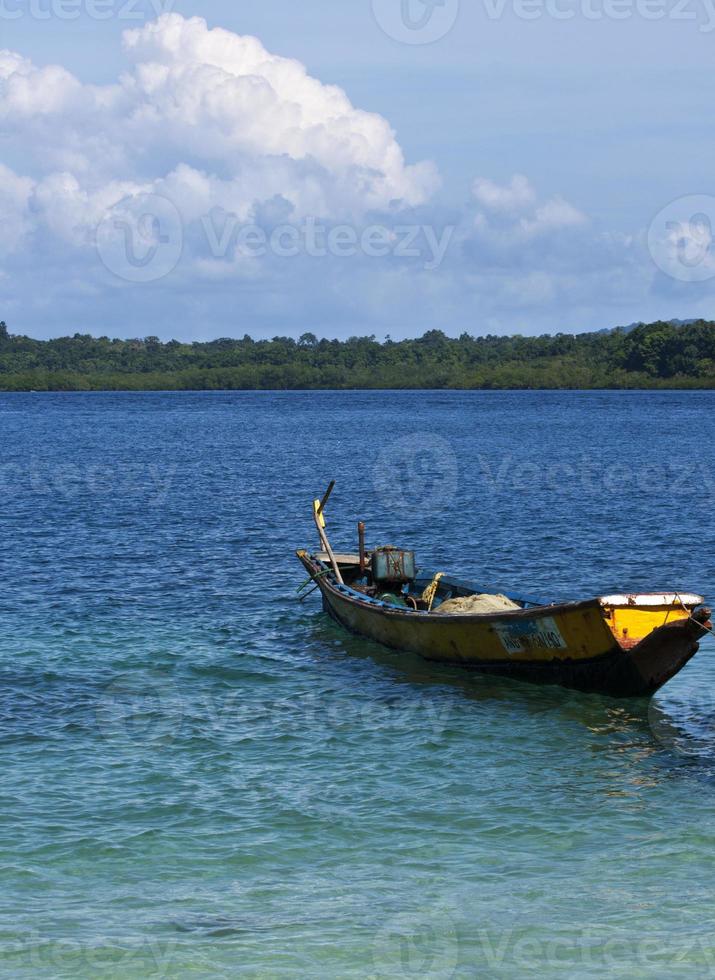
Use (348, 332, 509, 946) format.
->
(434, 593, 520, 615)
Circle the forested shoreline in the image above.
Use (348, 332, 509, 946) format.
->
(0, 319, 714, 390)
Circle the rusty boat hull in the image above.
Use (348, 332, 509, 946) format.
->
(297, 551, 710, 698)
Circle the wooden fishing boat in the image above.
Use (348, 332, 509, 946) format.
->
(296, 484, 711, 697)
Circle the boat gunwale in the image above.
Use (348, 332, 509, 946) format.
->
(598, 592, 704, 607)
(298, 551, 602, 623)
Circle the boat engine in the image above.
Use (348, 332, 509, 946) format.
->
(371, 547, 416, 586)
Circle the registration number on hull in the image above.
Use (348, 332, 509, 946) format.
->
(494, 617, 567, 655)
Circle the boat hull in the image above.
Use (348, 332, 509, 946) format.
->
(297, 552, 707, 697)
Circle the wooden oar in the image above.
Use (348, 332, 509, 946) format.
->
(313, 483, 344, 584)
(317, 480, 335, 517)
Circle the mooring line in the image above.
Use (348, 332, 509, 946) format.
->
(675, 592, 715, 638)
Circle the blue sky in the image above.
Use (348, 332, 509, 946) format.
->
(1, 0, 714, 339)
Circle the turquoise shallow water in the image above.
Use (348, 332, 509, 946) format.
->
(1, 390, 715, 978)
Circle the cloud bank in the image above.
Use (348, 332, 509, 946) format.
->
(0, 14, 702, 338)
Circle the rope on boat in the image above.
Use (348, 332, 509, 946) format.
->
(421, 572, 445, 612)
(674, 592, 715, 638)
(296, 568, 331, 594)
(298, 583, 321, 602)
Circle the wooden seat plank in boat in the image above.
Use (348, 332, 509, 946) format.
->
(315, 552, 365, 565)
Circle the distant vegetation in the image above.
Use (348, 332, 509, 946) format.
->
(0, 319, 714, 390)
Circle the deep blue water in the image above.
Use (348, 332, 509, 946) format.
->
(1, 390, 715, 978)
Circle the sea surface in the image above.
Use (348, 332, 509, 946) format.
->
(1, 390, 715, 978)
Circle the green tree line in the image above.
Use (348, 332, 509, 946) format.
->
(0, 319, 714, 390)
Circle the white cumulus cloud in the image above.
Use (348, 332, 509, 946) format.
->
(0, 163, 34, 256)
(472, 175, 587, 242)
(0, 12, 437, 244)
(472, 174, 536, 213)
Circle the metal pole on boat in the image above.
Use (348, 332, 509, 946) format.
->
(358, 522, 366, 575)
